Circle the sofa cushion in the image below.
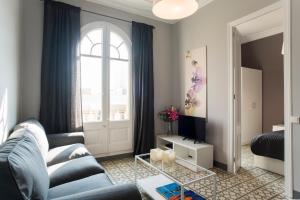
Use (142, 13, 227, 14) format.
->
(0, 131, 49, 200)
(48, 173, 112, 199)
(48, 156, 105, 187)
(47, 132, 85, 149)
(47, 143, 91, 166)
(13, 119, 49, 160)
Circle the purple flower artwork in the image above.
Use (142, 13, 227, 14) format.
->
(184, 47, 207, 117)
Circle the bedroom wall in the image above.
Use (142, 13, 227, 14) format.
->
(0, 0, 23, 143)
(241, 33, 284, 133)
(171, 0, 279, 166)
(20, 0, 173, 134)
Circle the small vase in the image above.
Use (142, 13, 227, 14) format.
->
(167, 122, 173, 135)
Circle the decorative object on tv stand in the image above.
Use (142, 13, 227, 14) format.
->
(185, 47, 207, 117)
(150, 148, 163, 162)
(158, 106, 179, 135)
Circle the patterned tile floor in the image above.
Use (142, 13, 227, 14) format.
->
(241, 145, 255, 170)
(100, 147, 287, 200)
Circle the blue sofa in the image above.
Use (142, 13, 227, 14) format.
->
(0, 119, 142, 200)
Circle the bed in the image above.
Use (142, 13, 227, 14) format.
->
(250, 130, 284, 175)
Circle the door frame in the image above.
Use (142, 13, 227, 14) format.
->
(227, 0, 293, 198)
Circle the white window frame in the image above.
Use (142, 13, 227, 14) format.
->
(80, 21, 132, 130)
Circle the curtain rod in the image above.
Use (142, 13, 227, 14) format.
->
(81, 9, 155, 29)
(81, 9, 132, 24)
(40, 0, 155, 29)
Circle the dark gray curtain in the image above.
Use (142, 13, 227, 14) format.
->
(40, 1, 83, 134)
(132, 22, 155, 155)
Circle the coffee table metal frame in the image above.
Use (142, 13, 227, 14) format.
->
(135, 153, 217, 200)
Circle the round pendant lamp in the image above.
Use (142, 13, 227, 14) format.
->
(152, 0, 199, 20)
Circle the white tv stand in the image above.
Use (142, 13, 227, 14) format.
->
(156, 135, 213, 171)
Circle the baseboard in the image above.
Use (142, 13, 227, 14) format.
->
(294, 190, 300, 199)
(95, 152, 133, 162)
(213, 160, 227, 171)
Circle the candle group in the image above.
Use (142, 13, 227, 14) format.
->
(150, 148, 176, 164)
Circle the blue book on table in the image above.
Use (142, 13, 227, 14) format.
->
(156, 183, 206, 200)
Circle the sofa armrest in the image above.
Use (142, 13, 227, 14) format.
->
(47, 132, 85, 149)
(51, 184, 142, 200)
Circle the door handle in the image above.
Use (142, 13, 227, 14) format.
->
(291, 116, 300, 124)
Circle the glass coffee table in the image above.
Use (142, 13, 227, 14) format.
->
(135, 153, 216, 200)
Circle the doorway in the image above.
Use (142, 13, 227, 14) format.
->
(239, 10, 284, 170)
(228, 1, 293, 198)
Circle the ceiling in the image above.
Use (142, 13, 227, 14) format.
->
(237, 8, 283, 41)
(86, 0, 215, 24)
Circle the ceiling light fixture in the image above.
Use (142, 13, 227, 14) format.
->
(152, 0, 199, 20)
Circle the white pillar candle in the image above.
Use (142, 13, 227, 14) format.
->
(162, 150, 170, 163)
(150, 148, 163, 161)
(168, 150, 176, 163)
(156, 149, 163, 160)
(162, 150, 176, 164)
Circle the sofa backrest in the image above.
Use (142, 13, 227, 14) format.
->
(12, 119, 49, 160)
(0, 130, 49, 199)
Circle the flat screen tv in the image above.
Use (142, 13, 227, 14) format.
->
(178, 115, 206, 143)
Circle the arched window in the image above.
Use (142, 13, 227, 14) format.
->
(80, 22, 131, 123)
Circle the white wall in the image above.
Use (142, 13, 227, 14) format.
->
(21, 0, 173, 134)
(291, 0, 300, 195)
(171, 0, 279, 165)
(20, 0, 43, 124)
(0, 0, 23, 143)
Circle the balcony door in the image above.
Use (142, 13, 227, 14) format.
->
(80, 22, 132, 156)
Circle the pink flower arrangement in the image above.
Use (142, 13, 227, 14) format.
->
(159, 106, 179, 122)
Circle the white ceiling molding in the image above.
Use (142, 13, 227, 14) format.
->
(85, 0, 215, 24)
(241, 26, 283, 44)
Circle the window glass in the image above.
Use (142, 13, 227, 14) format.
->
(110, 46, 120, 59)
(81, 56, 102, 122)
(109, 31, 129, 60)
(88, 29, 102, 44)
(81, 29, 103, 56)
(91, 43, 102, 57)
(119, 43, 129, 60)
(81, 37, 92, 55)
(109, 60, 129, 121)
(110, 31, 123, 47)
(80, 25, 130, 123)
